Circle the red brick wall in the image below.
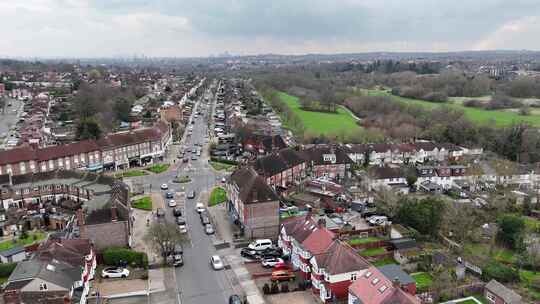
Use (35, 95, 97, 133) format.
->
(327, 280, 352, 300)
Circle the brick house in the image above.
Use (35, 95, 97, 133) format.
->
(302, 145, 354, 180)
(227, 166, 280, 239)
(484, 280, 522, 304)
(366, 166, 407, 191)
(241, 134, 287, 156)
(310, 241, 371, 302)
(348, 266, 420, 304)
(0, 146, 37, 176)
(377, 264, 417, 295)
(298, 221, 336, 280)
(36, 140, 102, 173)
(253, 148, 306, 189)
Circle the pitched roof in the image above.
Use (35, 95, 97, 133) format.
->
(37, 140, 99, 161)
(369, 166, 404, 180)
(289, 217, 318, 243)
(0, 246, 25, 257)
(230, 166, 278, 204)
(0, 145, 36, 166)
(485, 280, 522, 304)
(349, 266, 420, 304)
(36, 238, 92, 268)
(302, 145, 354, 166)
(253, 148, 305, 177)
(315, 241, 370, 275)
(301, 227, 335, 255)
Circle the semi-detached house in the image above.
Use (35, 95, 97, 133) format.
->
(253, 148, 306, 189)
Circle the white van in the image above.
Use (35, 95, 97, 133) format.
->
(248, 239, 273, 251)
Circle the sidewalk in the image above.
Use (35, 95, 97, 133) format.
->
(208, 202, 238, 243)
(226, 254, 266, 304)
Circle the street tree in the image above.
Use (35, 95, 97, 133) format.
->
(144, 221, 186, 263)
(497, 214, 525, 250)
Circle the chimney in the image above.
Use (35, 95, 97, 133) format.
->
(111, 204, 118, 222)
(76, 208, 86, 236)
(392, 277, 400, 289)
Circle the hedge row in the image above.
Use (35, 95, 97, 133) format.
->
(103, 247, 148, 269)
(210, 157, 238, 166)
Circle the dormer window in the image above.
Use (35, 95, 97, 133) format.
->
(378, 285, 388, 293)
(351, 273, 357, 281)
(371, 278, 380, 285)
(364, 271, 372, 278)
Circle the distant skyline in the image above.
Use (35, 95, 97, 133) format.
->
(1, 0, 540, 58)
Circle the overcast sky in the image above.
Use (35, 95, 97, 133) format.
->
(1, 0, 540, 58)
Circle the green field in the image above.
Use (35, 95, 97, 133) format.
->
(210, 161, 236, 172)
(132, 196, 152, 210)
(347, 236, 384, 246)
(359, 247, 386, 256)
(362, 89, 540, 127)
(277, 91, 362, 136)
(209, 187, 228, 206)
(0, 231, 46, 251)
(146, 164, 170, 174)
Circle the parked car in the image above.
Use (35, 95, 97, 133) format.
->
(273, 261, 289, 270)
(176, 217, 186, 226)
(165, 192, 174, 199)
(174, 244, 183, 255)
(261, 257, 284, 268)
(240, 248, 258, 260)
(205, 224, 215, 235)
(228, 295, 242, 304)
(271, 270, 295, 282)
(248, 239, 273, 251)
(179, 224, 188, 234)
(160, 184, 168, 190)
(172, 254, 184, 267)
(259, 248, 283, 258)
(168, 200, 177, 207)
(210, 255, 224, 270)
(156, 208, 165, 217)
(196, 202, 205, 213)
(187, 190, 196, 199)
(101, 267, 130, 278)
(173, 207, 183, 217)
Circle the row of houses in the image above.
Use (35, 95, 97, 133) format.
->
(278, 215, 419, 304)
(0, 121, 171, 176)
(3, 237, 96, 304)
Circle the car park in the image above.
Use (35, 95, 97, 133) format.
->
(102, 267, 130, 278)
(271, 270, 295, 282)
(261, 257, 284, 268)
(210, 255, 224, 270)
(205, 224, 215, 235)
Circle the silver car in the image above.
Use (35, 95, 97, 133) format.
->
(211, 255, 224, 270)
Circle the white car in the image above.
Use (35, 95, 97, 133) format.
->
(179, 224, 188, 234)
(196, 202, 205, 213)
(101, 267, 130, 278)
(261, 257, 284, 268)
(160, 184, 168, 190)
(168, 200, 177, 207)
(211, 255, 224, 270)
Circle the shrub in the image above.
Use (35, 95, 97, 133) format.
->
(422, 91, 448, 103)
(263, 283, 271, 294)
(271, 282, 280, 294)
(210, 157, 238, 165)
(0, 262, 17, 277)
(103, 247, 148, 268)
(463, 99, 484, 108)
(281, 283, 289, 293)
(482, 261, 519, 283)
(519, 106, 531, 116)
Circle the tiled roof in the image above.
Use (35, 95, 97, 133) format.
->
(253, 148, 305, 177)
(37, 140, 99, 161)
(315, 241, 370, 275)
(36, 238, 92, 268)
(0, 146, 36, 166)
(485, 280, 522, 304)
(349, 266, 420, 304)
(369, 166, 403, 180)
(302, 145, 354, 165)
(377, 264, 415, 285)
(301, 227, 335, 255)
(230, 166, 278, 204)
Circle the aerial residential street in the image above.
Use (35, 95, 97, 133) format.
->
(146, 88, 237, 304)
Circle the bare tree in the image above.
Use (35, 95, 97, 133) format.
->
(144, 221, 187, 263)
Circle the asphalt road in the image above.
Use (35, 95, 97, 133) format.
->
(0, 97, 24, 148)
(147, 88, 235, 304)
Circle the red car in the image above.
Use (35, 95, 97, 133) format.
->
(273, 261, 290, 270)
(271, 270, 295, 282)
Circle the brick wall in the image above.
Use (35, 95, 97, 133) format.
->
(243, 200, 279, 239)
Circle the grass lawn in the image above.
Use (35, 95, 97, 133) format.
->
(114, 170, 148, 178)
(146, 164, 170, 174)
(276, 91, 362, 136)
(523, 216, 540, 232)
(347, 236, 384, 246)
(372, 257, 398, 267)
(464, 243, 517, 264)
(131, 196, 152, 210)
(174, 175, 191, 183)
(210, 161, 236, 171)
(0, 231, 46, 251)
(361, 89, 540, 127)
(209, 187, 228, 206)
(359, 247, 386, 257)
(411, 272, 433, 292)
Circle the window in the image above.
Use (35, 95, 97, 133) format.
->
(350, 273, 357, 281)
(364, 271, 372, 278)
(378, 285, 388, 293)
(39, 282, 48, 290)
(371, 278, 380, 285)
(485, 292, 496, 304)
